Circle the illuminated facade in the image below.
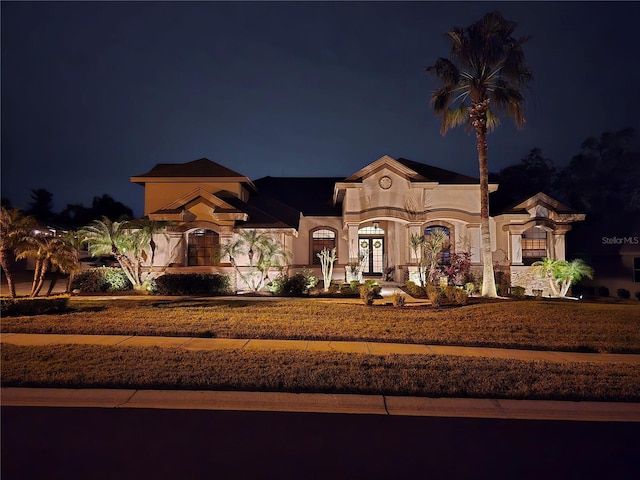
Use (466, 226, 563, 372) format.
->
(131, 156, 585, 294)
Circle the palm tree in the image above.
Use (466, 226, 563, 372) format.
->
(554, 259, 594, 297)
(79, 217, 140, 288)
(0, 207, 36, 297)
(426, 11, 533, 297)
(409, 233, 427, 287)
(16, 235, 79, 297)
(126, 219, 172, 274)
(220, 230, 290, 292)
(531, 257, 560, 297)
(531, 257, 594, 297)
(60, 230, 83, 293)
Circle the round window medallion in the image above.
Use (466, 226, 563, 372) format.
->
(379, 175, 392, 189)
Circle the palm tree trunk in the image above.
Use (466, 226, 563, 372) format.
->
(32, 259, 50, 297)
(45, 271, 59, 297)
(30, 258, 42, 297)
(474, 106, 498, 298)
(66, 271, 75, 294)
(546, 273, 559, 297)
(0, 250, 17, 298)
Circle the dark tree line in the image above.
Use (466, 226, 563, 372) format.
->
(0, 191, 133, 228)
(490, 127, 640, 220)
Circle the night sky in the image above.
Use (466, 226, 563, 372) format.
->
(2, 1, 639, 218)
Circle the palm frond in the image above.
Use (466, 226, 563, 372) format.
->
(441, 103, 469, 135)
(425, 57, 460, 86)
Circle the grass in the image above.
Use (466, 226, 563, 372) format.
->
(2, 297, 640, 353)
(3, 344, 639, 402)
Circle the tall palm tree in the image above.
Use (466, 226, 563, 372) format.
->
(0, 207, 36, 297)
(427, 11, 533, 297)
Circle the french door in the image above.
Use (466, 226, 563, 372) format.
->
(359, 237, 384, 275)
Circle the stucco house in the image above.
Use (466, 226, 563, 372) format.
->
(130, 156, 585, 294)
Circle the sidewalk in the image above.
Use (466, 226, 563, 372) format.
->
(3, 332, 640, 363)
(3, 387, 640, 422)
(3, 332, 640, 421)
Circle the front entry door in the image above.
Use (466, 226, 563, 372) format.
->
(359, 237, 384, 275)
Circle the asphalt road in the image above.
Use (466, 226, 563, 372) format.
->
(2, 406, 639, 480)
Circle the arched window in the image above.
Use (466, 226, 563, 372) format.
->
(311, 228, 336, 265)
(522, 227, 547, 265)
(188, 229, 219, 266)
(424, 226, 451, 265)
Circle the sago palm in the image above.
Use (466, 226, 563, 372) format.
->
(426, 11, 533, 297)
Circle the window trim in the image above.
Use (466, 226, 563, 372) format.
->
(521, 226, 548, 265)
(423, 224, 452, 266)
(187, 229, 220, 266)
(310, 227, 337, 265)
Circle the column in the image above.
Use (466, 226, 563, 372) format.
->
(511, 233, 523, 264)
(553, 234, 566, 261)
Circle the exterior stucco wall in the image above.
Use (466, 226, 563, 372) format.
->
(143, 181, 250, 215)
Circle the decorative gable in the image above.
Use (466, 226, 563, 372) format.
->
(149, 188, 248, 225)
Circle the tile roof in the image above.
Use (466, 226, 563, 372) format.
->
(253, 177, 343, 217)
(132, 158, 247, 179)
(216, 191, 296, 229)
(395, 158, 479, 184)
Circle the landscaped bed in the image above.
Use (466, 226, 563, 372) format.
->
(2, 344, 639, 402)
(2, 298, 640, 353)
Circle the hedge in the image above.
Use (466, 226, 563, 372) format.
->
(1, 296, 70, 317)
(153, 273, 231, 296)
(71, 267, 132, 293)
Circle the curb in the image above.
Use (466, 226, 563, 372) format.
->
(2, 388, 640, 422)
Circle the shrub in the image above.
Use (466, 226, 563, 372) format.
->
(425, 284, 442, 307)
(596, 286, 610, 297)
(392, 292, 406, 307)
(453, 287, 468, 306)
(617, 288, 631, 299)
(340, 284, 355, 296)
(443, 285, 458, 303)
(511, 286, 526, 299)
(1, 296, 70, 317)
(496, 284, 510, 296)
(154, 273, 230, 296)
(268, 273, 309, 296)
(72, 267, 132, 293)
(427, 289, 442, 307)
(359, 284, 376, 306)
(364, 279, 381, 296)
(532, 289, 543, 300)
(635, 292, 640, 301)
(405, 281, 426, 298)
(349, 280, 361, 292)
(328, 280, 341, 294)
(464, 282, 475, 296)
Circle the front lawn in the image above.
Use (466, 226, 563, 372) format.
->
(2, 297, 640, 353)
(3, 344, 639, 402)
